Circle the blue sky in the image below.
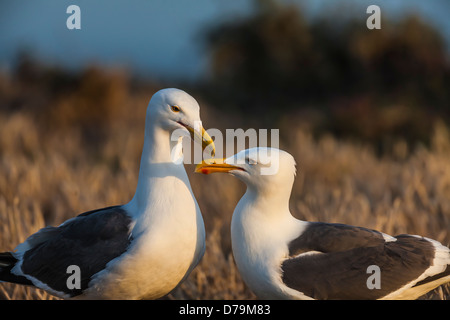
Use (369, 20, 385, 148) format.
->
(0, 0, 449, 81)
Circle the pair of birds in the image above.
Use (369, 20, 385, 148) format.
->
(1, 88, 449, 300)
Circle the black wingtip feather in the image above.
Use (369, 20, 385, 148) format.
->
(0, 252, 16, 267)
(0, 252, 34, 286)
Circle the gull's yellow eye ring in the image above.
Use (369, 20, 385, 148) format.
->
(171, 105, 181, 113)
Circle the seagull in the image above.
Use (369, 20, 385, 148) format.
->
(196, 147, 450, 300)
(0, 88, 215, 299)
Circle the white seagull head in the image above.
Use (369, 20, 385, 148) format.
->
(196, 147, 297, 193)
(147, 88, 215, 155)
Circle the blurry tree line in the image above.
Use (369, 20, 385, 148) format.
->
(202, 0, 450, 150)
(1, 0, 449, 154)
(0, 52, 151, 154)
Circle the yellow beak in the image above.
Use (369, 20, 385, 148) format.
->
(195, 158, 244, 175)
(185, 125, 215, 157)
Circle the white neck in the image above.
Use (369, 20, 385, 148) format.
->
(230, 183, 303, 299)
(141, 120, 183, 164)
(244, 184, 292, 218)
(128, 120, 187, 212)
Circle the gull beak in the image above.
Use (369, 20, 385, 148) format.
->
(195, 158, 244, 175)
(185, 125, 216, 157)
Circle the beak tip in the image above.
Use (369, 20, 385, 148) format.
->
(194, 167, 209, 175)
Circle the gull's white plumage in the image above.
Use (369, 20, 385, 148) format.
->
(1, 88, 213, 300)
(196, 147, 450, 300)
(84, 92, 206, 298)
(226, 148, 309, 299)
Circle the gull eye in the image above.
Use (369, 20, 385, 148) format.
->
(246, 157, 257, 165)
(171, 105, 181, 113)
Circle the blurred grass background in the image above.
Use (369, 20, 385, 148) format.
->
(1, 0, 450, 299)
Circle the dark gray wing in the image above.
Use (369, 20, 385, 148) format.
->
(287, 222, 386, 256)
(282, 222, 437, 299)
(20, 205, 133, 297)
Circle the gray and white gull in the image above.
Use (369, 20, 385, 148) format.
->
(0, 88, 215, 299)
(196, 147, 450, 300)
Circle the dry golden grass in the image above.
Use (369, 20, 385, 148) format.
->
(0, 78, 449, 299)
